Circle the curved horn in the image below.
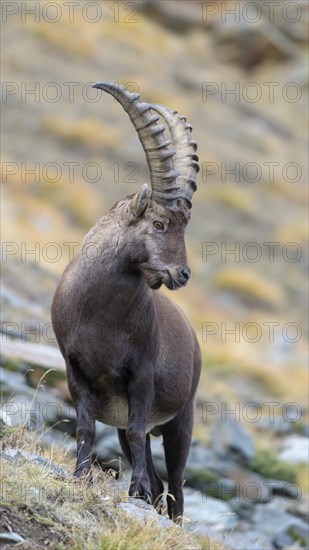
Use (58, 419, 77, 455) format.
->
(149, 104, 199, 208)
(92, 82, 198, 208)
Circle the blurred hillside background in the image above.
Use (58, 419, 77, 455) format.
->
(1, 1, 308, 548)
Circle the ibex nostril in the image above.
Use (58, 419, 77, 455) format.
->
(182, 267, 190, 282)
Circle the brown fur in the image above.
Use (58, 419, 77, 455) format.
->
(51, 187, 201, 521)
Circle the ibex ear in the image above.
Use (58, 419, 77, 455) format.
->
(130, 183, 150, 218)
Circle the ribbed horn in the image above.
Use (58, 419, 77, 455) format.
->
(149, 104, 199, 209)
(92, 82, 182, 206)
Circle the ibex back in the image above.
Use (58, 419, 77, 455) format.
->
(51, 82, 201, 521)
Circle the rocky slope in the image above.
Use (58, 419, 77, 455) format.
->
(1, 1, 308, 548)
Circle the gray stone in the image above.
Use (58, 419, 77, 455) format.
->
(229, 497, 255, 520)
(0, 532, 26, 544)
(118, 497, 174, 530)
(0, 447, 70, 478)
(183, 488, 238, 535)
(252, 499, 308, 538)
(39, 428, 76, 458)
(0, 408, 12, 427)
(287, 495, 309, 521)
(271, 481, 302, 501)
(256, 416, 294, 435)
(279, 435, 309, 464)
(273, 532, 294, 549)
(303, 425, 309, 438)
(0, 367, 30, 397)
(200, 476, 237, 501)
(1, 337, 65, 372)
(273, 0, 309, 43)
(95, 421, 116, 440)
(93, 430, 123, 471)
(93, 425, 129, 472)
(214, 530, 273, 550)
(1, 391, 76, 434)
(187, 439, 215, 470)
(212, 416, 255, 466)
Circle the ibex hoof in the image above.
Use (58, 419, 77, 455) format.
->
(129, 483, 152, 504)
(73, 469, 93, 485)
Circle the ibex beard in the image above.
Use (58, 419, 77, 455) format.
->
(51, 82, 201, 522)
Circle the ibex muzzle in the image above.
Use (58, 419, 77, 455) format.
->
(51, 82, 201, 522)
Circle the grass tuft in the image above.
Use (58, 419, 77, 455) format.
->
(0, 424, 210, 549)
(250, 448, 298, 483)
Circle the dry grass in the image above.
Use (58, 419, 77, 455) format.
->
(199, 537, 230, 550)
(213, 268, 284, 309)
(207, 186, 256, 215)
(29, 20, 93, 58)
(1, 184, 85, 273)
(1, 159, 105, 230)
(267, 180, 309, 206)
(274, 220, 309, 245)
(0, 424, 228, 550)
(41, 117, 120, 153)
(297, 463, 309, 494)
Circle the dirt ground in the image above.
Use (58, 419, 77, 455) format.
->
(0, 505, 65, 549)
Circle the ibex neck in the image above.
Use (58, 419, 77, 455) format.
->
(76, 229, 150, 319)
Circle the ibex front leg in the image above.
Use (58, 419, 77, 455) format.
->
(126, 367, 153, 502)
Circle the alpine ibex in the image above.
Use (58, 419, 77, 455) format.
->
(51, 82, 201, 521)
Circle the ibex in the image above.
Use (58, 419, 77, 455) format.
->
(51, 82, 201, 521)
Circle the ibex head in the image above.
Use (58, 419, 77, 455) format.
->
(93, 82, 199, 290)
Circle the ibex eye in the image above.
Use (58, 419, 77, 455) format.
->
(153, 221, 164, 231)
